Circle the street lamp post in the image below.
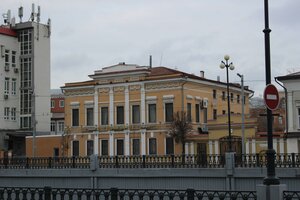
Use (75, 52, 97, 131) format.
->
(220, 55, 235, 152)
(237, 73, 245, 156)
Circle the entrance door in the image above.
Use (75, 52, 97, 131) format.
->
(197, 143, 207, 166)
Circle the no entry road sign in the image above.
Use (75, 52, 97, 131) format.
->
(264, 84, 280, 110)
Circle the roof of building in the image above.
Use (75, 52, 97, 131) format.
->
(62, 64, 253, 93)
(0, 26, 17, 37)
(276, 71, 300, 81)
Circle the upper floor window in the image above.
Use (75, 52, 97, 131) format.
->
(72, 109, 79, 127)
(132, 105, 140, 124)
(230, 93, 234, 102)
(11, 51, 16, 67)
(166, 137, 174, 155)
(101, 107, 108, 125)
(59, 100, 64, 108)
(5, 50, 9, 67)
(213, 90, 217, 99)
(195, 104, 200, 123)
(187, 103, 192, 122)
(50, 121, 56, 132)
(148, 104, 156, 123)
(116, 106, 124, 124)
(11, 78, 16, 95)
(222, 91, 226, 101)
(11, 107, 16, 121)
(51, 100, 55, 108)
(19, 29, 32, 55)
(237, 95, 240, 104)
(86, 108, 94, 126)
(4, 77, 9, 95)
(298, 108, 300, 129)
(4, 107, 9, 120)
(165, 103, 173, 122)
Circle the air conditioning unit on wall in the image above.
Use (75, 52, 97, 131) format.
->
(4, 94, 8, 99)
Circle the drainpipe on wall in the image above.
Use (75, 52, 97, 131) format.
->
(275, 77, 288, 137)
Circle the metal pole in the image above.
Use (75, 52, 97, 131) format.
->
(226, 62, 232, 152)
(263, 0, 279, 185)
(238, 74, 245, 155)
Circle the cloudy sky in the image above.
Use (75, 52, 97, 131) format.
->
(2, 0, 300, 96)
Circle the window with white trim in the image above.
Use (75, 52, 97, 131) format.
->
(132, 105, 140, 124)
(86, 107, 94, 126)
(148, 104, 156, 123)
(116, 106, 124, 124)
(72, 108, 79, 127)
(11, 51, 16, 68)
(298, 108, 300, 129)
(4, 107, 9, 120)
(11, 107, 16, 121)
(4, 77, 9, 95)
(187, 103, 192, 122)
(132, 139, 140, 155)
(149, 138, 157, 155)
(58, 121, 64, 132)
(51, 100, 55, 108)
(101, 107, 108, 125)
(86, 140, 94, 156)
(165, 103, 173, 122)
(11, 78, 16, 95)
(51, 121, 56, 132)
(5, 49, 9, 68)
(59, 100, 64, 108)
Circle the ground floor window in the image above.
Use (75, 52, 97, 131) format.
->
(166, 137, 174, 155)
(132, 139, 140, 155)
(87, 140, 94, 156)
(149, 138, 157, 155)
(72, 141, 79, 156)
(101, 140, 108, 156)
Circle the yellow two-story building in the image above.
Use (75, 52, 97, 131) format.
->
(56, 62, 254, 157)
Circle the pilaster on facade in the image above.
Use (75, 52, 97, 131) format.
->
(94, 90, 99, 127)
(141, 84, 146, 124)
(141, 130, 146, 155)
(125, 86, 130, 126)
(109, 131, 114, 156)
(109, 87, 114, 126)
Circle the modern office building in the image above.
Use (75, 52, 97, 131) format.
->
(0, 5, 51, 156)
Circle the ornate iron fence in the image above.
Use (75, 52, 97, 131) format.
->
(283, 191, 300, 200)
(0, 153, 299, 169)
(0, 187, 257, 200)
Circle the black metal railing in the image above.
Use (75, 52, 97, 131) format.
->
(283, 191, 300, 200)
(0, 153, 299, 169)
(0, 187, 257, 200)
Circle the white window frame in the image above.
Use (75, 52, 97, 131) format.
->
(100, 106, 109, 125)
(11, 78, 16, 95)
(58, 121, 64, 132)
(85, 107, 94, 127)
(298, 108, 300, 129)
(131, 104, 140, 124)
(51, 100, 55, 108)
(4, 77, 9, 95)
(11, 107, 16, 121)
(4, 107, 10, 120)
(59, 100, 64, 108)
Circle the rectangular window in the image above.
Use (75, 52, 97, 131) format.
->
(72, 109, 79, 126)
(187, 103, 192, 122)
(132, 139, 140, 155)
(19, 29, 32, 55)
(51, 121, 56, 132)
(4, 77, 9, 95)
(203, 108, 207, 124)
(243, 95, 246, 105)
(165, 103, 173, 122)
(213, 89, 217, 99)
(11, 78, 16, 95)
(116, 106, 124, 124)
(166, 137, 174, 155)
(101, 140, 108, 156)
(149, 138, 157, 155)
(195, 104, 200, 123)
(132, 105, 140, 124)
(58, 121, 64, 132)
(298, 108, 300, 129)
(86, 108, 94, 126)
(222, 91, 226, 101)
(237, 95, 240, 104)
(11, 51, 16, 67)
(87, 140, 94, 156)
(116, 139, 124, 155)
(231, 93, 234, 102)
(148, 104, 156, 123)
(20, 116, 31, 129)
(72, 141, 79, 156)
(5, 50, 9, 68)
(59, 100, 64, 107)
(213, 109, 217, 120)
(4, 107, 9, 120)
(101, 107, 109, 125)
(222, 110, 226, 115)
(11, 107, 16, 121)
(51, 100, 55, 108)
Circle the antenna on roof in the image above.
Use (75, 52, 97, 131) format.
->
(31, 3, 35, 21)
(18, 6, 23, 22)
(47, 18, 51, 37)
(37, 6, 41, 23)
(2, 10, 11, 25)
(149, 55, 152, 68)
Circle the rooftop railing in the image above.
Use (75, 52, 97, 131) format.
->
(0, 153, 299, 169)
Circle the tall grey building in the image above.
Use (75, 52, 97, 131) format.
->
(0, 5, 51, 156)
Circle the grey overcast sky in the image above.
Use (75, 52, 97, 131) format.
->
(2, 0, 300, 96)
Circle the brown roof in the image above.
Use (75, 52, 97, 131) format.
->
(0, 26, 17, 37)
(277, 71, 300, 81)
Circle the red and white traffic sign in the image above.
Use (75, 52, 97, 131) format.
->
(264, 84, 280, 110)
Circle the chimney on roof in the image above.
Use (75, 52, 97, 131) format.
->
(119, 62, 125, 65)
(200, 71, 204, 78)
(217, 76, 220, 82)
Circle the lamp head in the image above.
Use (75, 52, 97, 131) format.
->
(220, 62, 225, 69)
(224, 55, 230, 61)
(229, 63, 235, 70)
